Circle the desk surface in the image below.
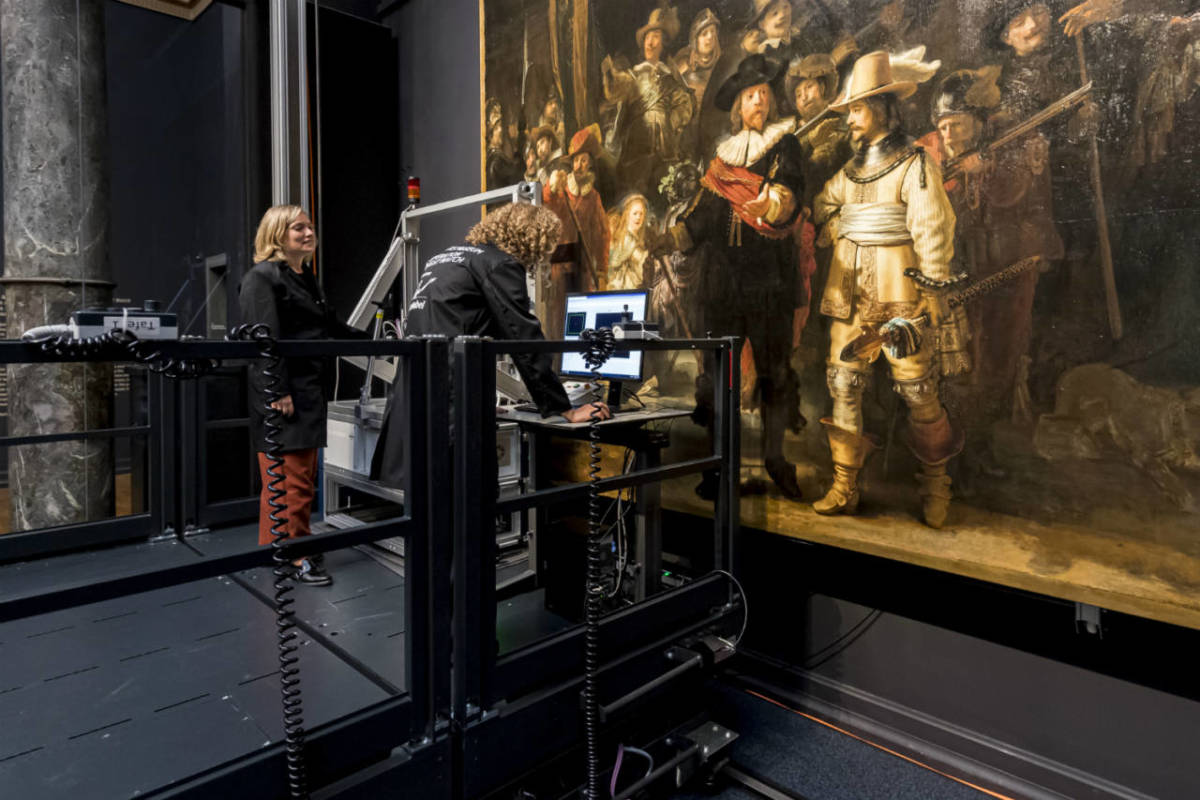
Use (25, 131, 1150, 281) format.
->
(497, 405, 690, 431)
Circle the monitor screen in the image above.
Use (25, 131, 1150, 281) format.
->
(559, 290, 648, 381)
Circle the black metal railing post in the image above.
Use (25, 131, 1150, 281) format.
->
(424, 337, 454, 729)
(715, 336, 740, 572)
(452, 337, 487, 722)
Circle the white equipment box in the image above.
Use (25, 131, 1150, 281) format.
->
(325, 398, 387, 476)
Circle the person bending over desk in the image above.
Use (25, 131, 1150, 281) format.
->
(372, 203, 610, 488)
(240, 204, 368, 586)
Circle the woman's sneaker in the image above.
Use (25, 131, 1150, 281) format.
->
(292, 558, 333, 586)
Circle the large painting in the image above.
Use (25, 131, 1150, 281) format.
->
(482, 0, 1200, 625)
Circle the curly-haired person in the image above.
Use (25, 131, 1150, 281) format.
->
(371, 204, 610, 487)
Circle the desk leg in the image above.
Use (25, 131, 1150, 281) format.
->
(528, 430, 547, 588)
(633, 446, 662, 602)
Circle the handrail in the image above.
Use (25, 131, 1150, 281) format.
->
(0, 337, 423, 364)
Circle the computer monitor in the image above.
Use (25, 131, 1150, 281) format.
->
(560, 290, 648, 408)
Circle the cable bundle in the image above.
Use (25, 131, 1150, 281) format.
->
(579, 327, 615, 800)
(23, 327, 218, 379)
(230, 323, 308, 799)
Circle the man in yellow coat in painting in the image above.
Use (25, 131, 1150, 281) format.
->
(811, 51, 967, 528)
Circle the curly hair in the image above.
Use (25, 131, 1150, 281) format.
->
(465, 203, 562, 270)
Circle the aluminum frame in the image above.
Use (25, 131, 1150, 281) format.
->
(342, 181, 542, 385)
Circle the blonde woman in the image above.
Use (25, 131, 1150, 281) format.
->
(239, 205, 366, 586)
(371, 203, 610, 487)
(607, 194, 651, 291)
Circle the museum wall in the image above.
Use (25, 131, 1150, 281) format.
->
(383, 0, 483, 265)
(106, 1, 250, 333)
(381, 2, 1200, 797)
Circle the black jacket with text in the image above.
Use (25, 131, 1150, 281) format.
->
(403, 242, 571, 414)
(371, 242, 570, 488)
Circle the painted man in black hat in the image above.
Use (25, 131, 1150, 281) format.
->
(662, 53, 807, 499)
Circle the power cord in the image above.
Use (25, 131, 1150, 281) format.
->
(607, 448, 636, 599)
(229, 323, 308, 799)
(579, 326, 616, 800)
(710, 569, 749, 648)
(608, 743, 654, 797)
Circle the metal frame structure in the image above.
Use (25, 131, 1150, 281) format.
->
(176, 364, 261, 533)
(343, 181, 542, 385)
(0, 337, 451, 798)
(450, 335, 741, 797)
(0, 345, 168, 563)
(269, 0, 309, 210)
(0, 332, 745, 798)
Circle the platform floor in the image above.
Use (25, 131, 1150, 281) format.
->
(0, 526, 401, 798)
(0, 523, 580, 798)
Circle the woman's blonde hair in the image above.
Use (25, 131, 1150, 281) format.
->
(253, 204, 312, 264)
(465, 203, 562, 270)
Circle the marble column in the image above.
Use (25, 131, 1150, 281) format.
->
(2, 0, 115, 531)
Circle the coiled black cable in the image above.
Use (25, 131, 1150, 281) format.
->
(26, 327, 219, 379)
(578, 327, 615, 800)
(229, 323, 308, 799)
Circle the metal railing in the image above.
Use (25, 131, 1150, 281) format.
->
(0, 335, 451, 796)
(451, 336, 741, 753)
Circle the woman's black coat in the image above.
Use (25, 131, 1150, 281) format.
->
(239, 260, 367, 452)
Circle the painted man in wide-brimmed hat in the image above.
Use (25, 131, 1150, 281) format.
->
(602, 7, 694, 196)
(662, 53, 807, 499)
(543, 124, 611, 337)
(811, 51, 966, 528)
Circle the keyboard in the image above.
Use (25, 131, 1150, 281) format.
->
(512, 403, 636, 416)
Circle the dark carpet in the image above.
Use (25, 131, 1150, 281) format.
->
(674, 684, 994, 800)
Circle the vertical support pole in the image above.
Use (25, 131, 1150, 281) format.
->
(477, 341, 498, 710)
(403, 337, 435, 739)
(178, 378, 199, 532)
(452, 337, 485, 720)
(269, 0, 309, 209)
(716, 337, 740, 572)
(425, 337, 453, 725)
(400, 215, 421, 328)
(146, 371, 167, 538)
